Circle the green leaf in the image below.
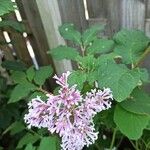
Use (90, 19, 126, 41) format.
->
(2, 60, 27, 71)
(114, 105, 149, 140)
(113, 29, 150, 64)
(29, 91, 47, 101)
(98, 61, 141, 102)
(9, 82, 36, 103)
(17, 133, 40, 148)
(0, 21, 25, 32)
(26, 66, 35, 82)
(138, 68, 149, 82)
(50, 45, 79, 60)
(76, 55, 98, 72)
(3, 121, 25, 135)
(34, 66, 53, 86)
(120, 88, 150, 115)
(97, 53, 120, 64)
(0, 76, 7, 91)
(0, 0, 15, 16)
(11, 71, 27, 84)
(25, 144, 36, 150)
(68, 71, 86, 90)
(94, 107, 116, 129)
(0, 108, 12, 129)
(59, 23, 81, 45)
(86, 71, 98, 86)
(82, 24, 105, 47)
(87, 39, 114, 54)
(146, 120, 150, 130)
(38, 137, 57, 150)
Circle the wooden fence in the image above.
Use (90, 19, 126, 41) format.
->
(1, 0, 150, 75)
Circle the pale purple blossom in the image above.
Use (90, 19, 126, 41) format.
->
(24, 96, 51, 129)
(53, 71, 70, 88)
(83, 88, 113, 117)
(24, 71, 113, 150)
(61, 122, 98, 150)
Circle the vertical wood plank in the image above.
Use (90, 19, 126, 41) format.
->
(10, 31, 33, 65)
(57, 0, 87, 31)
(17, 0, 54, 67)
(2, 12, 33, 65)
(146, 0, 150, 18)
(105, 0, 121, 36)
(145, 19, 150, 36)
(36, 0, 72, 74)
(121, 0, 145, 30)
(0, 31, 14, 61)
(86, 0, 107, 18)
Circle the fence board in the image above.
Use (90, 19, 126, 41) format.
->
(58, 0, 87, 31)
(86, 0, 107, 18)
(121, 0, 145, 30)
(145, 19, 150, 36)
(105, 0, 121, 36)
(17, 0, 54, 67)
(1, 12, 32, 65)
(10, 31, 33, 65)
(7, 13, 33, 65)
(0, 31, 14, 61)
(146, 0, 150, 18)
(36, 0, 73, 74)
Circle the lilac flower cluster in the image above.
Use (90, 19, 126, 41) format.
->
(24, 71, 113, 150)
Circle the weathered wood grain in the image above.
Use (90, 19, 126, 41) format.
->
(6, 13, 33, 65)
(121, 0, 145, 30)
(2, 12, 33, 65)
(36, 0, 72, 74)
(86, 0, 107, 18)
(105, 0, 121, 36)
(145, 19, 150, 36)
(58, 0, 87, 31)
(146, 0, 150, 18)
(18, 0, 55, 67)
(9, 31, 33, 65)
(87, 0, 121, 36)
(0, 31, 14, 61)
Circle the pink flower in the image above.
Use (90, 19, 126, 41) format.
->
(53, 71, 70, 88)
(24, 96, 52, 129)
(58, 85, 82, 108)
(61, 118, 98, 150)
(83, 88, 113, 117)
(24, 71, 113, 150)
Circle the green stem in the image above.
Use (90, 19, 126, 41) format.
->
(129, 140, 140, 150)
(116, 136, 123, 149)
(110, 128, 117, 150)
(81, 45, 85, 56)
(136, 140, 140, 150)
(134, 46, 150, 68)
(146, 141, 150, 150)
(37, 87, 52, 95)
(129, 140, 137, 150)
